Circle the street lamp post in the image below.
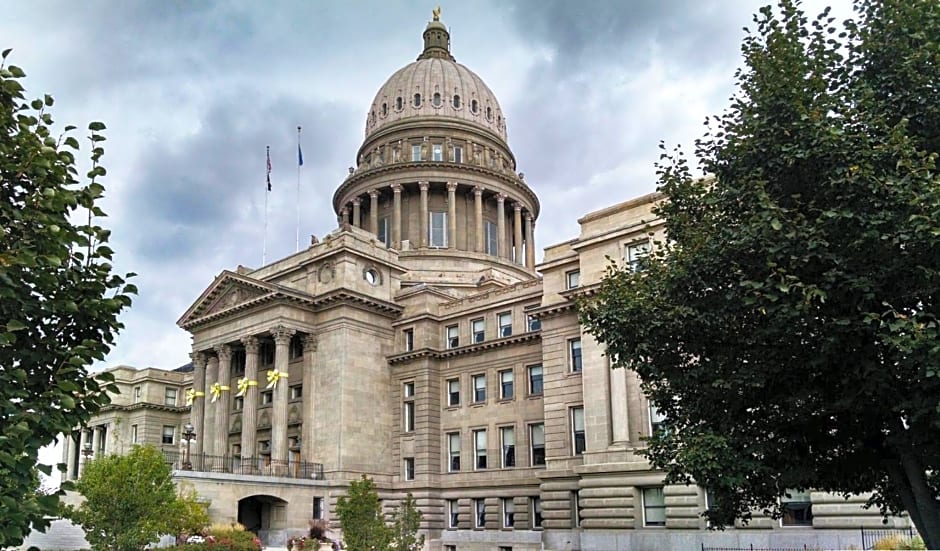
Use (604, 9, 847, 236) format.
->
(182, 424, 196, 470)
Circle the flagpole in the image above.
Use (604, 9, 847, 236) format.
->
(263, 145, 271, 265)
(296, 126, 302, 253)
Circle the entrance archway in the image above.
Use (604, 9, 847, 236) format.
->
(237, 494, 288, 544)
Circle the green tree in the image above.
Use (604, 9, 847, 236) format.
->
(66, 445, 208, 550)
(336, 475, 391, 551)
(579, 0, 940, 547)
(0, 50, 135, 547)
(389, 493, 423, 551)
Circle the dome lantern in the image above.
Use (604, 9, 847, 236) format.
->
(418, 7, 454, 61)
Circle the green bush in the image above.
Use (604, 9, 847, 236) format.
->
(873, 535, 926, 550)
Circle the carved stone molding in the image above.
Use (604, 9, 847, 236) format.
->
(271, 325, 296, 345)
(241, 335, 260, 354)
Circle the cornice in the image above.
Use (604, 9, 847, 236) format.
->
(387, 331, 540, 365)
(100, 402, 190, 414)
(529, 284, 600, 319)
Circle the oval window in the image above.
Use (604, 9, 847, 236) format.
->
(396, 97, 403, 110)
(414, 93, 422, 107)
(433, 93, 442, 107)
(453, 95, 461, 108)
(364, 269, 379, 286)
(486, 106, 492, 121)
(471, 99, 478, 114)
(381, 103, 387, 116)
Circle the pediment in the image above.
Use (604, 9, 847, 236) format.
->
(177, 270, 280, 328)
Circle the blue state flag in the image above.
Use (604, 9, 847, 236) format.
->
(298, 144, 304, 167)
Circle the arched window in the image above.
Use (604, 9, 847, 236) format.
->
(433, 93, 442, 107)
(396, 97, 403, 110)
(414, 93, 422, 107)
(453, 95, 461, 108)
(486, 106, 492, 121)
(471, 99, 479, 114)
(381, 103, 387, 116)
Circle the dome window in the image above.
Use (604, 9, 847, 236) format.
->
(413, 93, 422, 108)
(432, 93, 442, 107)
(396, 97, 403, 110)
(381, 103, 387, 116)
(471, 99, 479, 114)
(453, 95, 461, 108)
(486, 106, 492, 121)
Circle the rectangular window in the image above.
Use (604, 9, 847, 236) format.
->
(528, 365, 543, 395)
(290, 385, 303, 400)
(430, 211, 448, 247)
(569, 338, 583, 372)
(643, 487, 666, 527)
(313, 497, 323, 519)
(134, 386, 142, 404)
(453, 145, 462, 164)
(499, 369, 514, 400)
(566, 269, 580, 289)
(498, 312, 512, 338)
(448, 432, 461, 472)
(261, 390, 273, 405)
(164, 387, 178, 406)
(404, 401, 415, 432)
(485, 220, 498, 256)
(474, 499, 486, 528)
(649, 401, 667, 435)
(131, 424, 138, 444)
(261, 342, 275, 366)
(531, 497, 543, 528)
(781, 489, 813, 526)
(626, 240, 651, 272)
(571, 407, 585, 455)
(448, 499, 459, 528)
(234, 396, 244, 411)
(527, 313, 541, 332)
(289, 335, 304, 359)
(500, 426, 515, 468)
(572, 491, 584, 528)
(403, 328, 414, 351)
(412, 144, 421, 161)
(472, 374, 486, 403)
(446, 324, 459, 349)
(502, 498, 515, 528)
(162, 425, 175, 445)
(432, 144, 443, 161)
(530, 423, 545, 466)
(447, 378, 460, 407)
(472, 318, 485, 343)
(403, 457, 415, 480)
(232, 351, 246, 375)
(378, 216, 391, 247)
(474, 429, 487, 470)
(403, 381, 415, 398)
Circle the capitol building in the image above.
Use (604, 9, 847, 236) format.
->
(63, 12, 907, 551)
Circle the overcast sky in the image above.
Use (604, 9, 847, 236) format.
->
(3, 0, 854, 372)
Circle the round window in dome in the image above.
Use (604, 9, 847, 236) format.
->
(453, 95, 461, 109)
(432, 93, 442, 107)
(413, 93, 422, 108)
(471, 99, 479, 114)
(485, 106, 492, 121)
(396, 97, 403, 111)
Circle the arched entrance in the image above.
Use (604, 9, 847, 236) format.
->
(237, 494, 288, 544)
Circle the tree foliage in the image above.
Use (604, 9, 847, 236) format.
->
(66, 445, 209, 551)
(389, 493, 424, 551)
(580, 0, 940, 546)
(0, 49, 135, 547)
(336, 475, 391, 551)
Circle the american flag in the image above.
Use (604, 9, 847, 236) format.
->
(266, 146, 272, 191)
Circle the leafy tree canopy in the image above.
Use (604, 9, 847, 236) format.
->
(580, 0, 939, 547)
(0, 49, 135, 547)
(389, 493, 424, 551)
(66, 445, 208, 551)
(336, 475, 391, 551)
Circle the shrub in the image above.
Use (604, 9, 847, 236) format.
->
(873, 535, 926, 550)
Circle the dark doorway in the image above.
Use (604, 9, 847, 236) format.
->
(237, 495, 287, 544)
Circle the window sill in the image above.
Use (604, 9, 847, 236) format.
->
(526, 393, 544, 400)
(445, 404, 461, 410)
(497, 397, 514, 404)
(470, 402, 486, 408)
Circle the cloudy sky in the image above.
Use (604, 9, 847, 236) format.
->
(3, 0, 853, 372)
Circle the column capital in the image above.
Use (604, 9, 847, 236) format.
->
(513, 202, 523, 212)
(352, 197, 362, 206)
(271, 325, 296, 345)
(241, 335, 260, 353)
(473, 185, 484, 196)
(446, 181, 458, 193)
(303, 333, 318, 352)
(390, 183, 403, 193)
(368, 189, 379, 199)
(190, 351, 208, 369)
(526, 212, 534, 222)
(418, 181, 429, 191)
(215, 344, 232, 361)
(496, 193, 507, 203)
(340, 206, 349, 215)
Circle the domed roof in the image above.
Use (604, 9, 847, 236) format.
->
(364, 15, 507, 142)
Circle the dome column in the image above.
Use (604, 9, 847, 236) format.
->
(368, 189, 379, 235)
(339, 206, 349, 227)
(352, 198, 362, 228)
(391, 184, 403, 248)
(513, 202, 523, 264)
(496, 193, 507, 259)
(446, 182, 457, 250)
(525, 213, 535, 269)
(474, 186, 484, 253)
(419, 181, 429, 248)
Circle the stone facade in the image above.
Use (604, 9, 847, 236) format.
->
(70, 12, 910, 550)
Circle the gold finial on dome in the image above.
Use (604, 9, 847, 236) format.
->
(432, 6, 441, 21)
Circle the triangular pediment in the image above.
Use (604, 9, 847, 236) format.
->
(177, 270, 281, 328)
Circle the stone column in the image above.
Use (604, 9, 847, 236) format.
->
(473, 186, 484, 253)
(203, 354, 219, 456)
(240, 336, 260, 462)
(79, 429, 92, 476)
(190, 352, 207, 456)
(368, 189, 379, 235)
(513, 203, 523, 264)
(391, 184, 402, 248)
(418, 181, 429, 248)
(91, 426, 101, 456)
(271, 325, 295, 471)
(301, 334, 318, 461)
(352, 198, 362, 228)
(339, 206, 349, 227)
(213, 344, 232, 463)
(496, 193, 507, 259)
(446, 182, 457, 250)
(525, 213, 535, 269)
